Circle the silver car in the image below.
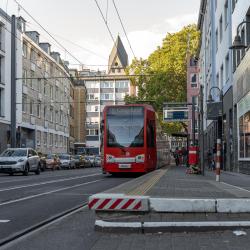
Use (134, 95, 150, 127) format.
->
(59, 154, 75, 169)
(0, 148, 41, 176)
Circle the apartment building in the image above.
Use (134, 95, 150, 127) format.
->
(20, 23, 73, 154)
(198, 0, 233, 170)
(231, 0, 250, 173)
(0, 9, 22, 153)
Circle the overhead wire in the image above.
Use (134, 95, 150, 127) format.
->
(14, 0, 84, 66)
(112, 0, 136, 59)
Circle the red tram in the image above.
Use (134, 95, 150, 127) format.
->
(101, 104, 170, 174)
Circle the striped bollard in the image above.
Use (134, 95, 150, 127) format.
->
(216, 139, 221, 182)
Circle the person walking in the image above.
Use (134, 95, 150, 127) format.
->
(174, 147, 180, 166)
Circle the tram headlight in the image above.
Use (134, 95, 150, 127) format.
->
(106, 154, 115, 163)
(136, 154, 145, 163)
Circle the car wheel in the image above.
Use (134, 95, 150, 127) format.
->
(35, 163, 41, 175)
(23, 164, 29, 176)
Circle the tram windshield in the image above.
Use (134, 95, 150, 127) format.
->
(106, 106, 144, 148)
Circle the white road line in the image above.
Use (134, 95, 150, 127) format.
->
(0, 179, 103, 207)
(0, 220, 10, 223)
(220, 181, 250, 193)
(0, 173, 102, 192)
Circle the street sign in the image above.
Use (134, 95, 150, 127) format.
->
(207, 101, 222, 120)
(163, 103, 188, 122)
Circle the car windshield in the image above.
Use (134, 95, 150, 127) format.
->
(74, 155, 80, 159)
(106, 106, 144, 148)
(1, 149, 27, 157)
(59, 155, 70, 160)
(47, 154, 54, 159)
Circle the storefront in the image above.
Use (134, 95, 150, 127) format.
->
(238, 92, 250, 161)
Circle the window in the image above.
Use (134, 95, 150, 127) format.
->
(22, 94, 27, 113)
(36, 131, 41, 146)
(100, 93, 114, 100)
(100, 81, 113, 88)
(50, 85, 53, 99)
(49, 133, 53, 146)
(215, 29, 218, 51)
(95, 106, 99, 112)
(220, 64, 224, 87)
(147, 120, 155, 147)
(190, 73, 197, 88)
(224, 0, 228, 29)
(192, 96, 198, 106)
(116, 81, 129, 88)
(30, 99, 34, 115)
(219, 15, 223, 42)
(87, 129, 99, 136)
(225, 54, 229, 82)
(50, 106, 53, 122)
(70, 105, 74, 118)
(55, 134, 58, 147)
(22, 43, 27, 58)
(44, 132, 47, 145)
(0, 57, 2, 83)
(37, 101, 41, 117)
(30, 49, 36, 62)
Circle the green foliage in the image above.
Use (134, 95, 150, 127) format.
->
(126, 24, 200, 134)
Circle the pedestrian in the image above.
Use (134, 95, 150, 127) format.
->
(174, 147, 180, 166)
(182, 147, 188, 166)
(207, 149, 212, 170)
(212, 144, 217, 171)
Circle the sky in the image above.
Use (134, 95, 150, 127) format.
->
(1, 0, 200, 71)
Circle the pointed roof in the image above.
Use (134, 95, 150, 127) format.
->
(108, 35, 128, 72)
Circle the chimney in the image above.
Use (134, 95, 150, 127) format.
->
(25, 31, 40, 44)
(17, 16, 26, 32)
(39, 42, 51, 54)
(50, 51, 61, 64)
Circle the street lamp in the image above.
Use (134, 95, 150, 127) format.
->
(208, 86, 223, 182)
(230, 21, 250, 50)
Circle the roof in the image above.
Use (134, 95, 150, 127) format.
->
(108, 35, 128, 69)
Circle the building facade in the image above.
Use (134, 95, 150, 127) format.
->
(198, 0, 234, 170)
(20, 26, 72, 154)
(232, 0, 250, 173)
(0, 9, 22, 153)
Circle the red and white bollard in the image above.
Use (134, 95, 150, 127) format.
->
(216, 138, 221, 182)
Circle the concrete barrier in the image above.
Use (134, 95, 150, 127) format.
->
(89, 193, 149, 212)
(217, 199, 250, 213)
(150, 198, 216, 212)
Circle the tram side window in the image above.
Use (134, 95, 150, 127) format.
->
(147, 121, 155, 147)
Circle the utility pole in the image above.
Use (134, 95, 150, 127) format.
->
(192, 96, 196, 145)
(11, 15, 17, 148)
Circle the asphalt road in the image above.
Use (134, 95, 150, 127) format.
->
(0, 168, 134, 244)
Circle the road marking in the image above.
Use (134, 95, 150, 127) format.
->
(220, 182, 250, 193)
(0, 179, 103, 207)
(0, 173, 102, 192)
(0, 220, 10, 223)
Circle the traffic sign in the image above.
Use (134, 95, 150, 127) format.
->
(163, 103, 189, 122)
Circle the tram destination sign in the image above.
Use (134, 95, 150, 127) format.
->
(163, 103, 189, 122)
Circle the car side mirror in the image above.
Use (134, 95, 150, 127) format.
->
(28, 154, 32, 158)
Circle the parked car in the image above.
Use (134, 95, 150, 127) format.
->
(94, 155, 101, 167)
(59, 154, 75, 169)
(88, 155, 95, 167)
(45, 154, 61, 170)
(74, 155, 84, 168)
(0, 148, 41, 176)
(82, 155, 92, 168)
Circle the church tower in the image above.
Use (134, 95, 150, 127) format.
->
(108, 35, 128, 75)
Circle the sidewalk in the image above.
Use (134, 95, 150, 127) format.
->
(90, 165, 250, 232)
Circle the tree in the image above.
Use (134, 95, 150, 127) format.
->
(126, 24, 200, 134)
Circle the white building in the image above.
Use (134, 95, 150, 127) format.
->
(0, 9, 22, 153)
(231, 0, 250, 173)
(198, 0, 234, 171)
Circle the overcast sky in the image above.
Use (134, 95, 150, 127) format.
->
(1, 0, 200, 70)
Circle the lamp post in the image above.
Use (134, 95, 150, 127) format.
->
(230, 20, 250, 50)
(208, 86, 223, 182)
